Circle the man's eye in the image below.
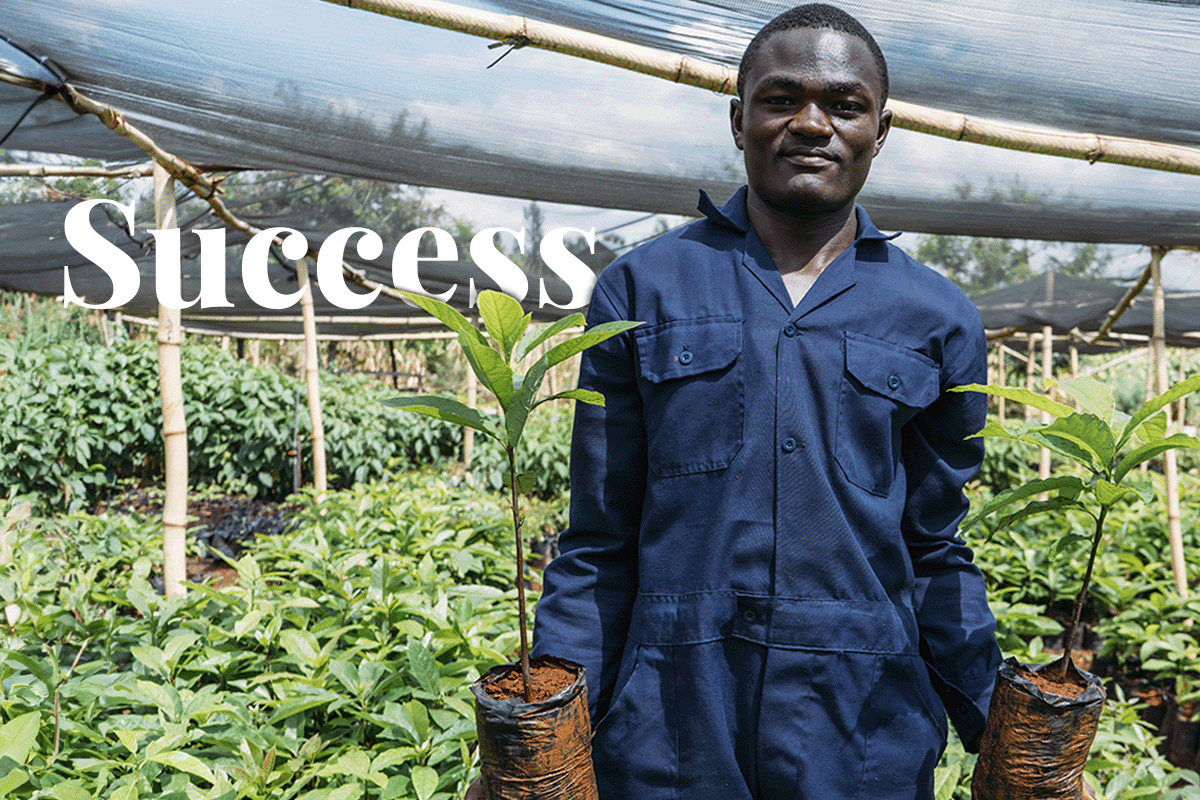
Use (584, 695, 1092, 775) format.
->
(833, 101, 864, 113)
(763, 96, 793, 106)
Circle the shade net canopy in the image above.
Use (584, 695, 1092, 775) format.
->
(971, 271, 1200, 351)
(0, 0, 1198, 245)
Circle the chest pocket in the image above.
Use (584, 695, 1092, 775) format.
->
(835, 333, 940, 496)
(635, 317, 744, 477)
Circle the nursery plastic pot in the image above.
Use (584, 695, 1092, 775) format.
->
(972, 657, 1106, 800)
(471, 655, 599, 800)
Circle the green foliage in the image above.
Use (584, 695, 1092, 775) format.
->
(386, 290, 638, 454)
(0, 473, 533, 799)
(0, 337, 459, 512)
(955, 375, 1200, 538)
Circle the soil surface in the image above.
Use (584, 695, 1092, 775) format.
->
(484, 660, 576, 702)
(1018, 662, 1088, 698)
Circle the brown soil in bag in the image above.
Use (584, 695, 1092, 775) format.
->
(472, 656, 599, 800)
(973, 657, 1106, 800)
(482, 659, 577, 702)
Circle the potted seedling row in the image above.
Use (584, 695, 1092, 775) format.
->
(384, 290, 638, 800)
(955, 373, 1200, 800)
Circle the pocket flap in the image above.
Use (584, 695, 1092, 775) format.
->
(636, 318, 741, 383)
(844, 333, 939, 408)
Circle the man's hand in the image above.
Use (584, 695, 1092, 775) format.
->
(465, 777, 484, 800)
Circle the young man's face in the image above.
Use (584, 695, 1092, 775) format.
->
(731, 26, 892, 219)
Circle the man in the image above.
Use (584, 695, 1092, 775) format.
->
(526, 5, 1000, 799)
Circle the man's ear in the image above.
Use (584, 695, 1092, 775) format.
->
(730, 97, 745, 151)
(874, 107, 893, 155)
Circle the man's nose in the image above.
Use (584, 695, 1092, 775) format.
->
(787, 102, 834, 137)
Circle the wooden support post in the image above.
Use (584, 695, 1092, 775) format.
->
(1025, 334, 1037, 422)
(1178, 350, 1189, 431)
(464, 354, 477, 467)
(1039, 326, 1053, 489)
(996, 342, 1006, 421)
(249, 339, 261, 367)
(154, 164, 188, 597)
(1151, 246, 1188, 599)
(296, 257, 328, 497)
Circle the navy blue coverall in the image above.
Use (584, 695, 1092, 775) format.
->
(531, 187, 1001, 800)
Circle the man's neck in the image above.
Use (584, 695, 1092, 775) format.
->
(745, 190, 858, 307)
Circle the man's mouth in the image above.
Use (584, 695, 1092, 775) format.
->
(781, 149, 837, 167)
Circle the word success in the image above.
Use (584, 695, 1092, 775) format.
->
(61, 199, 599, 311)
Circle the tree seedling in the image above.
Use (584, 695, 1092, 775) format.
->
(953, 373, 1200, 682)
(383, 290, 640, 701)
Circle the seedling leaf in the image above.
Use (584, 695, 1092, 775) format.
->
(962, 476, 1086, 530)
(951, 384, 1073, 418)
(513, 313, 586, 363)
(545, 320, 642, 367)
(533, 388, 605, 409)
(1118, 373, 1200, 450)
(1113, 433, 1200, 483)
(382, 396, 496, 438)
(477, 290, 529, 361)
(1057, 376, 1115, 423)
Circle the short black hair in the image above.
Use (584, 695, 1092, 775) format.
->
(737, 4, 889, 104)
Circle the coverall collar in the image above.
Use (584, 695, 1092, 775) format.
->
(696, 185, 899, 243)
(697, 186, 899, 317)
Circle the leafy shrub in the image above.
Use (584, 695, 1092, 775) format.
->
(0, 473, 531, 799)
(0, 338, 573, 513)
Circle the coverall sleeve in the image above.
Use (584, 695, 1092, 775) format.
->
(531, 277, 645, 724)
(901, 318, 1001, 752)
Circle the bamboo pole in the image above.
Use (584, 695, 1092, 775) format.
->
(0, 162, 155, 178)
(154, 164, 188, 598)
(1150, 247, 1188, 599)
(1090, 259, 1154, 344)
(1025, 334, 1038, 422)
(318, 0, 1200, 177)
(296, 256, 328, 497)
(996, 342, 1006, 421)
(1039, 325, 1053, 487)
(464, 356, 477, 467)
(1177, 351, 1188, 431)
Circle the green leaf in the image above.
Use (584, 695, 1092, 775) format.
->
(962, 476, 1087, 530)
(513, 313, 586, 363)
(1053, 532, 1093, 556)
(1035, 412, 1116, 470)
(407, 639, 440, 696)
(266, 690, 339, 725)
(1021, 429, 1102, 473)
(111, 783, 138, 800)
(279, 629, 321, 665)
(545, 320, 643, 368)
(994, 497, 1090, 530)
(4, 651, 53, 691)
(1057, 376, 1115, 423)
(532, 388, 605, 409)
(1135, 412, 1168, 443)
(1113, 433, 1200, 483)
(0, 769, 29, 797)
(933, 759, 960, 800)
(147, 750, 216, 783)
(950, 383, 1074, 419)
(966, 420, 1020, 440)
(0, 712, 40, 764)
(382, 395, 496, 439)
(115, 729, 139, 756)
(400, 291, 487, 349)
(477, 290, 529, 362)
(1093, 479, 1138, 507)
(501, 471, 538, 495)
(411, 765, 438, 800)
(1118, 372, 1200, 450)
(461, 334, 515, 408)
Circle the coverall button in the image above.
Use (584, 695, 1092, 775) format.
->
(888, 374, 901, 390)
(781, 437, 797, 453)
(784, 323, 797, 337)
(678, 349, 693, 365)
(741, 609, 757, 623)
